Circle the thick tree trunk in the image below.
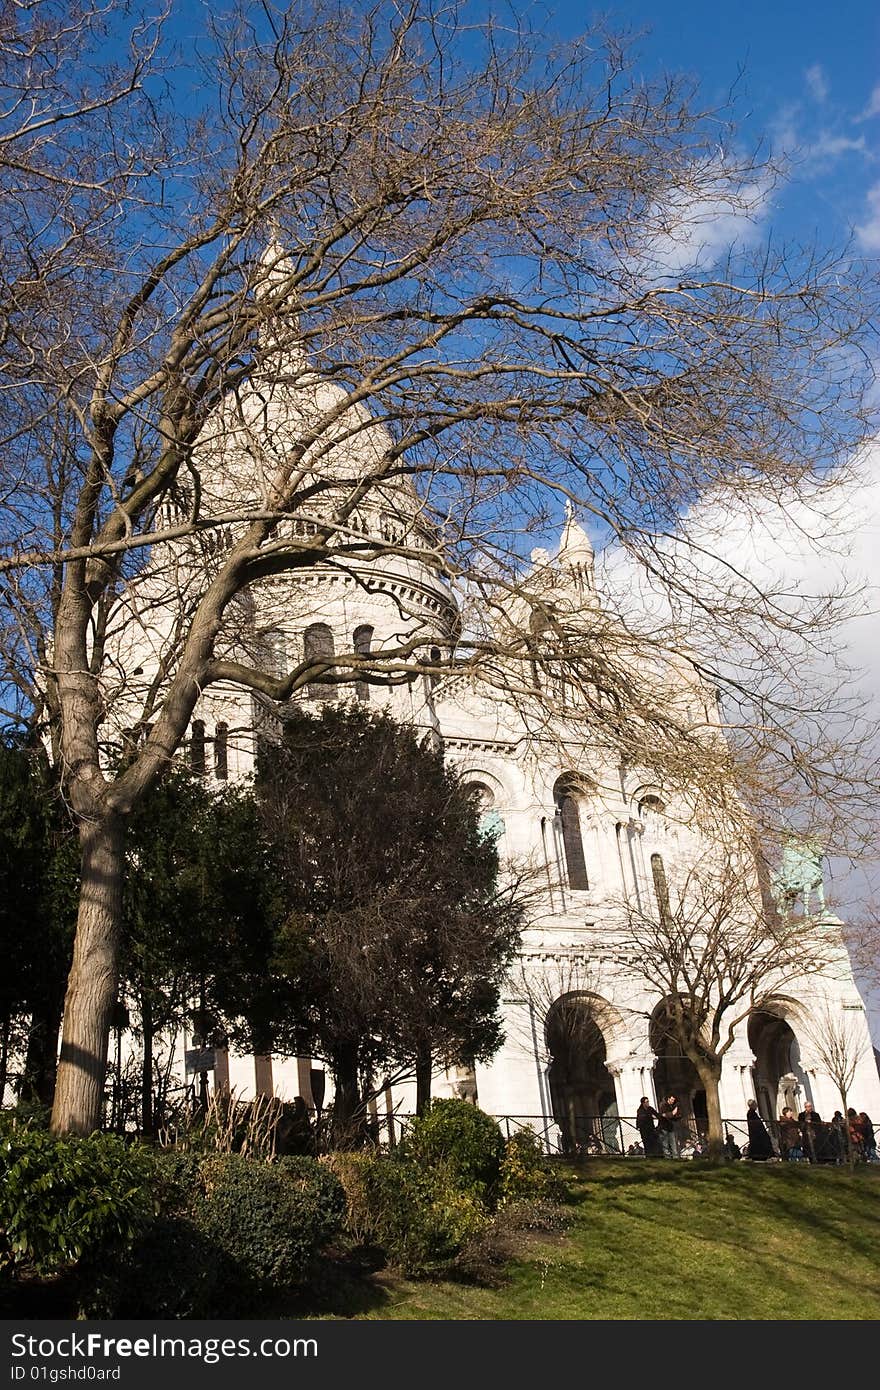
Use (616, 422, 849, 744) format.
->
(330, 1040, 361, 1144)
(50, 815, 125, 1135)
(141, 992, 154, 1137)
(415, 1041, 432, 1116)
(695, 1060, 724, 1159)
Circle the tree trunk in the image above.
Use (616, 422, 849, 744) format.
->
(839, 1087, 854, 1165)
(141, 992, 154, 1137)
(0, 1013, 10, 1108)
(330, 1040, 361, 1144)
(22, 990, 65, 1106)
(415, 1041, 432, 1116)
(695, 1060, 724, 1159)
(50, 814, 125, 1135)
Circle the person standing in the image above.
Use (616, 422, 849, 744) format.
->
(847, 1108, 865, 1159)
(798, 1101, 823, 1163)
(636, 1096, 661, 1156)
(658, 1094, 681, 1159)
(779, 1107, 804, 1161)
(746, 1098, 774, 1160)
(859, 1113, 876, 1161)
(829, 1111, 848, 1163)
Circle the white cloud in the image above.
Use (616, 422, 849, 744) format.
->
(629, 162, 775, 279)
(856, 83, 880, 122)
(595, 442, 880, 1034)
(855, 181, 880, 250)
(805, 64, 829, 104)
(807, 131, 868, 163)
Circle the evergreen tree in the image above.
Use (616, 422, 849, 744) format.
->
(252, 707, 526, 1128)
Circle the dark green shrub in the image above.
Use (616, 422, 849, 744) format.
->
(195, 1153, 345, 1309)
(0, 1102, 51, 1133)
(80, 1149, 345, 1317)
(0, 1125, 154, 1278)
(402, 1100, 505, 1196)
(325, 1152, 378, 1247)
(78, 1149, 215, 1318)
(80, 1214, 219, 1319)
(275, 1155, 346, 1247)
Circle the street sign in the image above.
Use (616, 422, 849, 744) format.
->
(185, 1047, 216, 1073)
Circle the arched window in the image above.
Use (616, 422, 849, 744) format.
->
(553, 776, 589, 891)
(258, 627, 287, 680)
(353, 624, 373, 703)
(214, 722, 228, 780)
(190, 719, 206, 776)
(651, 853, 672, 926)
(466, 780, 505, 841)
(303, 623, 336, 700)
(639, 793, 665, 819)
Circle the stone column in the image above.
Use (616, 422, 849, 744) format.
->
(213, 1045, 230, 1097)
(296, 1056, 315, 1107)
(625, 818, 646, 912)
(718, 1050, 754, 1121)
(253, 1054, 274, 1098)
(607, 1055, 657, 1150)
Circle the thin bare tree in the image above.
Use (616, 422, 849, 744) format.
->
(615, 844, 845, 1156)
(803, 1001, 869, 1160)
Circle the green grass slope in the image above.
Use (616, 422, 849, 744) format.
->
(351, 1161, 880, 1321)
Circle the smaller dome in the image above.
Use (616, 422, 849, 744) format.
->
(557, 500, 595, 592)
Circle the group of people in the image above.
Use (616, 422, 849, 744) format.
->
(635, 1094, 689, 1159)
(634, 1093, 878, 1163)
(767, 1100, 877, 1163)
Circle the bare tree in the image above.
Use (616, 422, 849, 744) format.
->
(0, 2, 876, 1133)
(615, 845, 844, 1156)
(803, 1001, 869, 1159)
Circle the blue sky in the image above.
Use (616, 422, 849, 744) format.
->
(540, 2, 880, 1008)
(546, 0, 880, 260)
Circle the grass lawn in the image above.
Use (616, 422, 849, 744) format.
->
(315, 1160, 880, 1320)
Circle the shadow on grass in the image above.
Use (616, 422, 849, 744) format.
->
(553, 1158, 880, 1318)
(268, 1249, 399, 1319)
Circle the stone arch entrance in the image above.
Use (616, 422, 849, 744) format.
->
(649, 999, 706, 1132)
(546, 993, 619, 1153)
(748, 1006, 811, 1125)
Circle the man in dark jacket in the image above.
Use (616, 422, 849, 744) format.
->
(636, 1097, 661, 1156)
(658, 1094, 681, 1158)
(798, 1101, 822, 1163)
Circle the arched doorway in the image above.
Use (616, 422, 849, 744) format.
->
(748, 1008, 810, 1125)
(649, 1000, 704, 1135)
(546, 993, 619, 1153)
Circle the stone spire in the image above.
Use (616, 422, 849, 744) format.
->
(557, 499, 595, 594)
(255, 237, 308, 378)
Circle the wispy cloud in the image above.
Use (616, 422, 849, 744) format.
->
(805, 64, 829, 104)
(627, 162, 775, 280)
(855, 181, 880, 250)
(856, 83, 880, 123)
(809, 132, 868, 161)
(770, 106, 872, 178)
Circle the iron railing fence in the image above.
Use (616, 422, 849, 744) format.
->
(363, 1111, 876, 1162)
(364, 1110, 752, 1157)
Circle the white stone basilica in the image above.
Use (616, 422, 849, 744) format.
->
(112, 294, 880, 1151)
